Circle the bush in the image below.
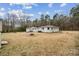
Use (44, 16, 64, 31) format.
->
(38, 31, 42, 33)
(29, 33, 34, 36)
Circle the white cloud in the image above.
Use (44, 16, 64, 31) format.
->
(9, 3, 38, 9)
(60, 3, 67, 7)
(38, 12, 42, 15)
(8, 9, 34, 18)
(23, 6, 32, 9)
(22, 3, 38, 9)
(26, 14, 34, 17)
(29, 14, 34, 16)
(0, 8, 34, 19)
(46, 11, 50, 14)
(0, 12, 5, 18)
(0, 8, 5, 11)
(9, 3, 13, 6)
(38, 11, 50, 15)
(0, 8, 5, 18)
(22, 4, 32, 9)
(8, 10, 18, 14)
(23, 3, 38, 6)
(8, 9, 24, 18)
(54, 10, 64, 14)
(48, 3, 53, 8)
(9, 3, 22, 6)
(32, 3, 38, 6)
(8, 8, 11, 11)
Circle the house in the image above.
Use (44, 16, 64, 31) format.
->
(26, 25, 59, 32)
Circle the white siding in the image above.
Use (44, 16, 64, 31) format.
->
(41, 27, 52, 32)
(26, 26, 59, 32)
(52, 28, 59, 32)
(26, 28, 30, 32)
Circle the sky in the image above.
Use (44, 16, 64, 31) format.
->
(0, 3, 77, 20)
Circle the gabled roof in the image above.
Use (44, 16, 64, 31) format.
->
(26, 25, 59, 29)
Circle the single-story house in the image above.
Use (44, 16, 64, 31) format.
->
(26, 25, 59, 32)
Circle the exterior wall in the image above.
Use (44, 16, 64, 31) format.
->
(42, 27, 59, 32)
(26, 28, 30, 32)
(41, 27, 52, 32)
(32, 28, 38, 32)
(26, 27, 38, 32)
(52, 27, 59, 32)
(26, 26, 59, 32)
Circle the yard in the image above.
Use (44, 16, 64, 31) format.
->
(0, 31, 79, 56)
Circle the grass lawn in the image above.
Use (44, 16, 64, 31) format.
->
(0, 31, 79, 56)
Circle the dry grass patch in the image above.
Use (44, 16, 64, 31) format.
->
(0, 31, 79, 56)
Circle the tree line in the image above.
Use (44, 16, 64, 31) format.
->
(1, 4, 79, 33)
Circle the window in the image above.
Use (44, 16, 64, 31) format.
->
(51, 27, 53, 30)
(42, 27, 44, 30)
(47, 27, 49, 30)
